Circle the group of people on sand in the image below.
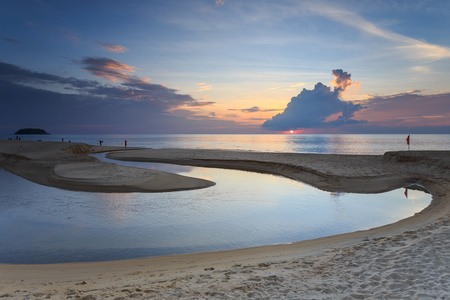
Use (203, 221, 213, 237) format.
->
(7, 136, 21, 140)
(11, 137, 131, 147)
(98, 140, 128, 147)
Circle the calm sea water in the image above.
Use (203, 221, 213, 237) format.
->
(2, 134, 449, 154)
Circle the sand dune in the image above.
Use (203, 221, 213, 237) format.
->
(0, 140, 449, 299)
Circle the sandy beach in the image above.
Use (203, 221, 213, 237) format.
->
(0, 139, 449, 299)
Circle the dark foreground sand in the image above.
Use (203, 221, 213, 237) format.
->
(0, 140, 449, 299)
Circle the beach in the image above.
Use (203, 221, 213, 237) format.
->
(0, 139, 449, 299)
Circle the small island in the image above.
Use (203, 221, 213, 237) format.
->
(14, 128, 50, 135)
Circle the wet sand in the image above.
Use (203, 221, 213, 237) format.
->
(0, 140, 449, 299)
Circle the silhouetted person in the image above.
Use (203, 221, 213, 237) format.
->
(124, 140, 127, 147)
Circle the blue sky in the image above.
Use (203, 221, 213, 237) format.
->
(1, 0, 450, 134)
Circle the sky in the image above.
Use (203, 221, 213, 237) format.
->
(1, 0, 450, 134)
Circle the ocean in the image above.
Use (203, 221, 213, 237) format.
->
(2, 133, 449, 154)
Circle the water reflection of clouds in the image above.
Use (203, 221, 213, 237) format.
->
(0, 157, 433, 264)
(328, 192, 348, 219)
(282, 134, 412, 155)
(404, 188, 428, 201)
(91, 193, 137, 226)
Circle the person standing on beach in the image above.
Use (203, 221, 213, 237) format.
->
(124, 140, 127, 147)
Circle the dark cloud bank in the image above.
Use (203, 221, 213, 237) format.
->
(0, 59, 226, 134)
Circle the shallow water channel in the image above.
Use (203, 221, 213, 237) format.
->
(0, 154, 431, 264)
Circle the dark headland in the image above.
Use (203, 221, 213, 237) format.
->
(14, 128, 49, 135)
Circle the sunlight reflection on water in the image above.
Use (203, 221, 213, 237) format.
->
(2, 133, 449, 154)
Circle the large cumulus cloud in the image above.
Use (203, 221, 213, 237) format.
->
(262, 69, 366, 131)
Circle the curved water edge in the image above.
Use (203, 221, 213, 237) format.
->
(99, 152, 432, 195)
(0, 151, 432, 264)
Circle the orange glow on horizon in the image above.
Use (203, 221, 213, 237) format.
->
(283, 130, 300, 134)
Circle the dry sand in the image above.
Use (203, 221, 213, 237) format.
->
(0, 139, 449, 299)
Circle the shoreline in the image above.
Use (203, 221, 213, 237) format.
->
(0, 139, 449, 298)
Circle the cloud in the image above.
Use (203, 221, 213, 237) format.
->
(330, 69, 352, 93)
(65, 32, 80, 43)
(262, 70, 365, 131)
(0, 61, 99, 89)
(330, 69, 361, 100)
(2, 38, 20, 44)
(267, 83, 307, 92)
(98, 42, 128, 53)
(79, 57, 216, 108)
(354, 91, 450, 128)
(410, 66, 431, 73)
(0, 60, 220, 133)
(0, 82, 191, 134)
(79, 57, 215, 109)
(261, 81, 450, 133)
(305, 3, 450, 61)
(197, 82, 213, 92)
(229, 106, 282, 113)
(186, 101, 215, 107)
(80, 57, 136, 82)
(215, 0, 225, 6)
(289, 83, 306, 88)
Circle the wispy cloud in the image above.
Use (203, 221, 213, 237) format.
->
(289, 83, 306, 88)
(229, 106, 282, 113)
(178, 1, 450, 61)
(98, 42, 128, 53)
(78, 57, 215, 108)
(410, 66, 431, 73)
(2, 38, 20, 44)
(197, 82, 213, 92)
(1, 59, 211, 110)
(305, 3, 450, 61)
(80, 57, 136, 82)
(65, 32, 80, 43)
(185, 101, 215, 107)
(268, 83, 306, 91)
